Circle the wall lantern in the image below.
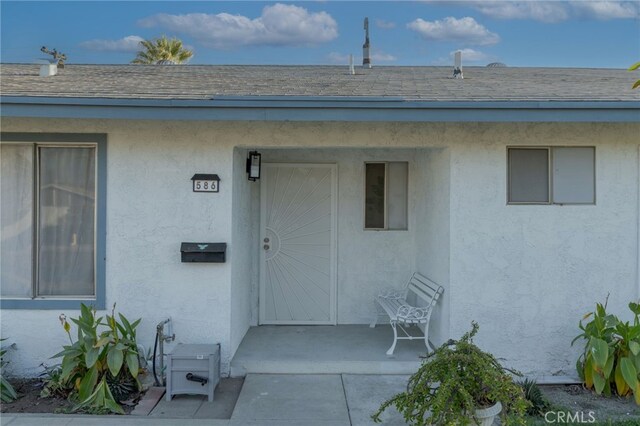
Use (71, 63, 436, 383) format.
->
(246, 151, 261, 181)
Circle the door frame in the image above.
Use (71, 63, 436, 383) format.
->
(259, 163, 338, 325)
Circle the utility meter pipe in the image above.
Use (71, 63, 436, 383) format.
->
(154, 318, 175, 386)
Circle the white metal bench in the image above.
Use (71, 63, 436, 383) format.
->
(370, 272, 444, 356)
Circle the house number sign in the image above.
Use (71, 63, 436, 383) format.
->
(191, 174, 220, 193)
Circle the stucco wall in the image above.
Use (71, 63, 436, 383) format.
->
(448, 125, 639, 379)
(230, 148, 257, 355)
(414, 148, 451, 346)
(1, 118, 638, 379)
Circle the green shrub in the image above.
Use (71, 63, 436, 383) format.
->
(1, 338, 18, 403)
(372, 322, 529, 425)
(572, 297, 640, 404)
(49, 303, 141, 414)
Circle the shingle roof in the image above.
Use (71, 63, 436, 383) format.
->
(1, 64, 638, 102)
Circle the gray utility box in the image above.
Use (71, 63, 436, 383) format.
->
(166, 343, 220, 402)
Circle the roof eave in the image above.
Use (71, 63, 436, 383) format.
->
(1, 96, 639, 123)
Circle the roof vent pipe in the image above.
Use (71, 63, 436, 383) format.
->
(37, 59, 58, 77)
(453, 50, 463, 79)
(349, 54, 355, 75)
(363, 17, 371, 68)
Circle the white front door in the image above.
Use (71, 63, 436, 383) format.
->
(259, 163, 337, 325)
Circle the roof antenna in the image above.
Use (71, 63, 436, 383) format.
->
(363, 17, 371, 69)
(41, 46, 67, 69)
(453, 50, 463, 79)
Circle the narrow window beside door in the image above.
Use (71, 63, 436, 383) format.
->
(364, 162, 408, 230)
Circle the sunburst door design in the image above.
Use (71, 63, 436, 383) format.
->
(259, 164, 337, 324)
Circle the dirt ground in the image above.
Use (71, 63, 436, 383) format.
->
(1, 378, 143, 414)
(538, 384, 640, 424)
(1, 378, 70, 413)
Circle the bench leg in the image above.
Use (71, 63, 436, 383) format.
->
(370, 301, 380, 328)
(386, 321, 398, 356)
(424, 324, 431, 353)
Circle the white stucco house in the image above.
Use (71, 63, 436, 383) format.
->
(1, 64, 639, 381)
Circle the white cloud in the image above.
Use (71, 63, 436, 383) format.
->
(138, 3, 338, 48)
(327, 52, 350, 64)
(375, 19, 396, 29)
(372, 51, 397, 62)
(79, 35, 144, 52)
(431, 48, 494, 66)
(327, 50, 396, 64)
(451, 48, 490, 63)
(407, 16, 499, 45)
(570, 1, 639, 20)
(465, 1, 569, 23)
(427, 1, 638, 22)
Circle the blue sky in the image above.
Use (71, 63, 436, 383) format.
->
(1, 1, 639, 68)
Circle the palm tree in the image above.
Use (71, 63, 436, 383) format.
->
(630, 61, 640, 89)
(131, 36, 193, 65)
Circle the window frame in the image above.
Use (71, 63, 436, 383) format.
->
(1, 133, 106, 309)
(507, 146, 596, 206)
(363, 161, 409, 231)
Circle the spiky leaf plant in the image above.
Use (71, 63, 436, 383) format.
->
(1, 339, 18, 403)
(517, 378, 551, 416)
(106, 369, 138, 403)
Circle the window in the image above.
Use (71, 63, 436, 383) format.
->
(1, 133, 106, 309)
(508, 147, 595, 205)
(364, 162, 408, 230)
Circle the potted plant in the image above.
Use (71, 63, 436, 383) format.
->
(372, 322, 529, 426)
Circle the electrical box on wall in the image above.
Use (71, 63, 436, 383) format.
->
(180, 243, 227, 263)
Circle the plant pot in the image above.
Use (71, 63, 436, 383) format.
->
(473, 401, 502, 426)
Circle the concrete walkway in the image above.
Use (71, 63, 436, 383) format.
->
(1, 374, 409, 426)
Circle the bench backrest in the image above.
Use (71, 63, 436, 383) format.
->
(406, 272, 444, 308)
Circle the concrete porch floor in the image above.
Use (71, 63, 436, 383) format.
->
(230, 324, 428, 376)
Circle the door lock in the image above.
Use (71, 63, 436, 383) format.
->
(264, 244, 270, 250)
(264, 238, 270, 243)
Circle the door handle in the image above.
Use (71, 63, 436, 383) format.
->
(264, 244, 270, 250)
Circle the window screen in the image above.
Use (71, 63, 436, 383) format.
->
(552, 147, 595, 204)
(508, 148, 549, 203)
(365, 163, 385, 229)
(365, 162, 408, 230)
(1, 145, 34, 297)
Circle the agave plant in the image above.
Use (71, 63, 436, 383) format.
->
(131, 36, 193, 65)
(517, 378, 551, 417)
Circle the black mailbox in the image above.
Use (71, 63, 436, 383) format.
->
(181, 243, 227, 263)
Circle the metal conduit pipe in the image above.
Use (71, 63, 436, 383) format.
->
(153, 318, 175, 386)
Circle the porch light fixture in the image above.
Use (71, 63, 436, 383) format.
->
(246, 151, 261, 181)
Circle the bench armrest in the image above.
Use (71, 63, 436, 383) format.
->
(396, 305, 431, 321)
